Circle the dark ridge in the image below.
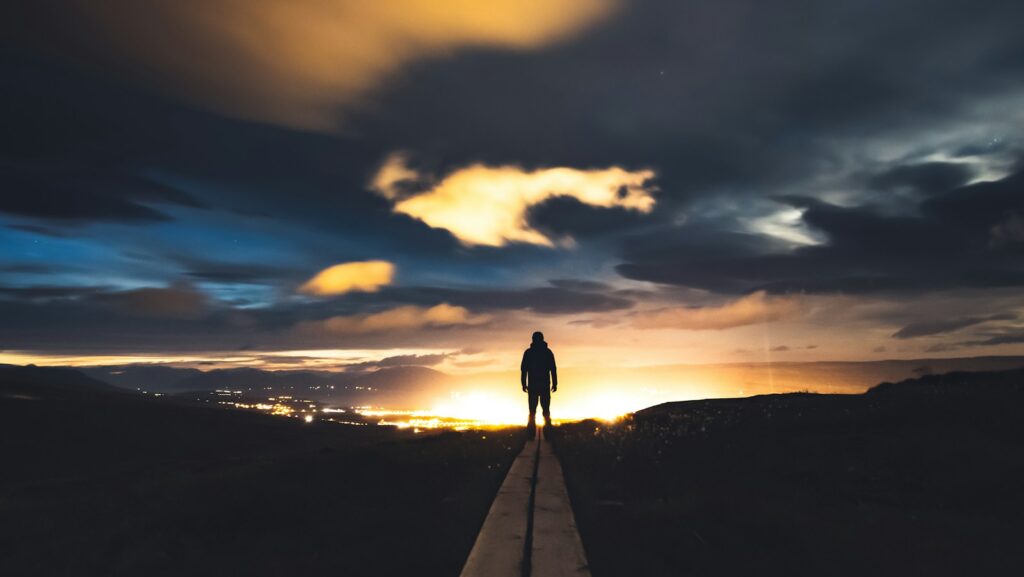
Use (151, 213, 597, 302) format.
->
(868, 367, 1024, 395)
(554, 367, 1024, 577)
(0, 363, 121, 399)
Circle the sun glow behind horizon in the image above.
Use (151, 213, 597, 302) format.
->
(3, 349, 911, 431)
(345, 385, 669, 430)
(371, 384, 694, 429)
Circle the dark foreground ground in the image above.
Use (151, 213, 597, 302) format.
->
(554, 369, 1024, 577)
(0, 366, 524, 577)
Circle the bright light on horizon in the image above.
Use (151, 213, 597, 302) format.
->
(430, 391, 525, 425)
(426, 388, 656, 426)
(346, 388, 648, 430)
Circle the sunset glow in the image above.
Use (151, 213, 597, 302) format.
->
(6, 3, 1024, 575)
(4, 0, 1024, 428)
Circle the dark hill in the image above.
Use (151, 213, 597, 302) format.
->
(0, 363, 121, 400)
(868, 366, 1024, 395)
(82, 364, 204, 392)
(0, 362, 522, 576)
(555, 368, 1024, 577)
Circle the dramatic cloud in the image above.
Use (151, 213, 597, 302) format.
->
(0, 283, 207, 319)
(93, 285, 209, 319)
(892, 313, 1017, 339)
(372, 153, 656, 246)
(299, 261, 395, 296)
(0, 285, 111, 301)
(868, 162, 974, 196)
(618, 168, 1024, 294)
(18, 0, 616, 130)
(3, 0, 1024, 363)
(364, 285, 636, 315)
(299, 304, 489, 335)
(0, 162, 203, 223)
(178, 258, 297, 285)
(631, 292, 802, 331)
(927, 327, 1024, 350)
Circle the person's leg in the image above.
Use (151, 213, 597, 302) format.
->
(540, 388, 551, 427)
(527, 389, 539, 429)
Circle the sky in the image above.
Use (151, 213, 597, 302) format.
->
(2, 0, 1024, 378)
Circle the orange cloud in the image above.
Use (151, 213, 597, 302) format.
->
(372, 153, 657, 246)
(299, 261, 395, 296)
(632, 291, 802, 330)
(50, 0, 616, 130)
(301, 304, 490, 334)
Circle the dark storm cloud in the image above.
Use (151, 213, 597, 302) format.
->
(171, 255, 301, 285)
(357, 285, 636, 315)
(0, 296, 208, 351)
(92, 285, 208, 318)
(0, 285, 110, 301)
(892, 313, 1017, 339)
(4, 0, 1023, 253)
(867, 162, 975, 196)
(969, 332, 1024, 346)
(547, 279, 614, 292)
(355, 0, 1024, 192)
(0, 276, 635, 352)
(617, 167, 1024, 294)
(527, 197, 652, 240)
(0, 49, 425, 251)
(0, 50, 572, 303)
(953, 139, 1013, 159)
(0, 282, 209, 317)
(1, 0, 1024, 357)
(924, 327, 1024, 351)
(0, 161, 204, 223)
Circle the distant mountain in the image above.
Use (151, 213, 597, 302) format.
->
(83, 364, 204, 392)
(170, 367, 343, 393)
(82, 365, 342, 393)
(0, 364, 121, 400)
(78, 364, 454, 407)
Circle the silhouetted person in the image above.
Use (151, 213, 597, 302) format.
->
(521, 331, 557, 433)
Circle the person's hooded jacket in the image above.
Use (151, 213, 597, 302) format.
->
(521, 339, 557, 391)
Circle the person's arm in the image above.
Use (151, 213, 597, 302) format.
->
(550, 350, 558, 392)
(521, 350, 528, 392)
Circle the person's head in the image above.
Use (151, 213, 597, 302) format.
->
(531, 331, 545, 344)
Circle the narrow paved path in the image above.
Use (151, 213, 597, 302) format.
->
(459, 429, 591, 577)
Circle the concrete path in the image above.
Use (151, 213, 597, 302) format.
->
(459, 429, 591, 577)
